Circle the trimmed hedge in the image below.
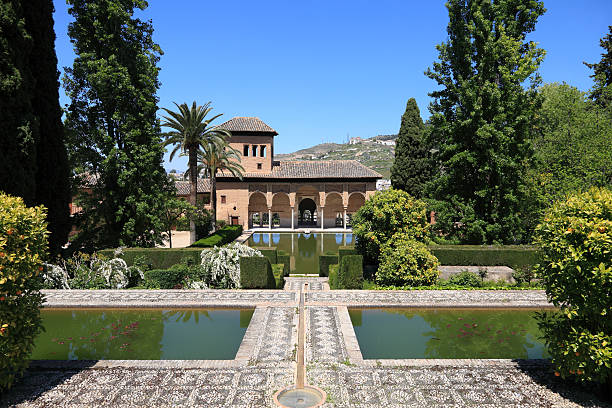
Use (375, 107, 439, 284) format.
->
(338, 254, 364, 289)
(318, 254, 339, 277)
(272, 264, 285, 289)
(328, 264, 339, 289)
(254, 247, 278, 264)
(240, 256, 276, 289)
(338, 246, 357, 264)
(191, 225, 243, 248)
(99, 248, 203, 270)
(277, 250, 290, 276)
(143, 264, 188, 289)
(429, 245, 540, 269)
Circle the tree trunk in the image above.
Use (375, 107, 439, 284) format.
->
(211, 169, 217, 233)
(189, 147, 198, 244)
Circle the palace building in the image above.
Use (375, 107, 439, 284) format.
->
(210, 117, 382, 230)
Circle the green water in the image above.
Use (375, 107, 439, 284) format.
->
(248, 232, 353, 275)
(349, 308, 549, 359)
(33, 308, 254, 360)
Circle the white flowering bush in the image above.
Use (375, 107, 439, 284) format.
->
(188, 243, 263, 289)
(42, 253, 143, 289)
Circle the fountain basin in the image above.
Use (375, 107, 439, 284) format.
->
(274, 385, 326, 408)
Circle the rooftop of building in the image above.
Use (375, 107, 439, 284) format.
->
(216, 117, 278, 135)
(218, 159, 382, 180)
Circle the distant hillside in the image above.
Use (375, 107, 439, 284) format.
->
(275, 134, 397, 178)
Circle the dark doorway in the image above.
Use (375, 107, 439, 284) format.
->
(298, 198, 317, 226)
(231, 216, 239, 225)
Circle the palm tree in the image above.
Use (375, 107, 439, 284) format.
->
(198, 141, 245, 231)
(161, 102, 229, 244)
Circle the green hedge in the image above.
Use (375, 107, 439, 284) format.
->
(191, 225, 243, 247)
(272, 264, 286, 289)
(429, 245, 540, 269)
(240, 256, 276, 289)
(277, 250, 290, 276)
(338, 254, 363, 289)
(99, 248, 203, 270)
(318, 254, 339, 277)
(253, 247, 278, 264)
(143, 265, 188, 289)
(338, 246, 357, 264)
(328, 264, 339, 289)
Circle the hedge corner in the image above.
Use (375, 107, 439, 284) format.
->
(240, 256, 276, 289)
(338, 254, 363, 289)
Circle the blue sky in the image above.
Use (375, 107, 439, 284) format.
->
(52, 0, 611, 172)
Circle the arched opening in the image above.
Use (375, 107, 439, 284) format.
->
(298, 198, 317, 226)
(248, 192, 267, 228)
(325, 193, 344, 228)
(271, 193, 290, 228)
(347, 193, 366, 228)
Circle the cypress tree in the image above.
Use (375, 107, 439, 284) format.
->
(390, 98, 430, 198)
(584, 26, 612, 108)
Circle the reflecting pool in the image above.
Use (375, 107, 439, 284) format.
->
(33, 308, 254, 360)
(248, 232, 353, 275)
(349, 308, 549, 359)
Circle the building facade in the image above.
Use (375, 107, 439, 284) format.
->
(212, 117, 382, 230)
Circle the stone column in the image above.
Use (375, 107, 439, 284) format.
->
(291, 207, 295, 229)
(268, 208, 272, 230)
(320, 207, 324, 230)
(343, 208, 347, 230)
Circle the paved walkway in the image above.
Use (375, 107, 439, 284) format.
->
(2, 283, 609, 407)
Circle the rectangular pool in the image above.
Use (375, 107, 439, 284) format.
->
(248, 232, 353, 275)
(349, 308, 549, 359)
(33, 308, 254, 360)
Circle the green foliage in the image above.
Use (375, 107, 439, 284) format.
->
(426, 0, 546, 244)
(534, 188, 612, 385)
(319, 254, 339, 277)
(0, 1, 70, 255)
(239, 257, 276, 289)
(447, 271, 482, 287)
(338, 246, 357, 265)
(160, 198, 197, 248)
(0, 193, 47, 391)
(337, 255, 363, 289)
(277, 250, 290, 276)
(255, 247, 278, 264)
(144, 264, 189, 289)
(390, 98, 430, 198)
(272, 264, 285, 289)
(99, 248, 203, 270)
(328, 264, 339, 290)
(584, 26, 612, 108)
(529, 83, 612, 205)
(377, 235, 439, 287)
(64, 0, 173, 249)
(352, 189, 429, 264)
(191, 225, 243, 248)
(428, 245, 540, 269)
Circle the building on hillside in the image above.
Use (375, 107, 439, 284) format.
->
(376, 139, 395, 146)
(348, 137, 362, 145)
(376, 179, 391, 191)
(213, 117, 382, 229)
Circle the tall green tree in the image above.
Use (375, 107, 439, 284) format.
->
(390, 98, 430, 198)
(64, 0, 172, 249)
(0, 0, 70, 255)
(584, 26, 612, 108)
(426, 0, 546, 244)
(198, 141, 244, 230)
(161, 101, 229, 243)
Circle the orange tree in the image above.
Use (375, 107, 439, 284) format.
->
(534, 188, 611, 388)
(0, 193, 47, 390)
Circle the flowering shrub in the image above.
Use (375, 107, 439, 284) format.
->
(0, 193, 47, 391)
(534, 187, 611, 386)
(376, 233, 439, 287)
(42, 253, 143, 289)
(185, 243, 263, 289)
(352, 189, 429, 265)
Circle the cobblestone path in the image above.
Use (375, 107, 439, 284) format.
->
(1, 284, 609, 407)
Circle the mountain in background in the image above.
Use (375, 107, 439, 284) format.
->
(275, 134, 397, 178)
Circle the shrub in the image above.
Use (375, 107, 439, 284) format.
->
(272, 264, 285, 289)
(277, 250, 290, 276)
(328, 264, 339, 289)
(144, 265, 187, 289)
(318, 254, 339, 277)
(337, 255, 363, 289)
(338, 246, 357, 265)
(447, 270, 482, 287)
(98, 248, 203, 269)
(512, 265, 536, 285)
(192, 243, 262, 289)
(534, 188, 612, 387)
(377, 234, 439, 287)
(191, 225, 243, 248)
(240, 256, 276, 289)
(0, 193, 47, 391)
(428, 245, 540, 269)
(254, 247, 278, 264)
(352, 189, 429, 264)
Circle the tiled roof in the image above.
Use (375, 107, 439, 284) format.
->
(175, 179, 211, 195)
(218, 160, 382, 179)
(216, 117, 278, 135)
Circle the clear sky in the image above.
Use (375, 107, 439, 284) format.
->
(52, 0, 611, 172)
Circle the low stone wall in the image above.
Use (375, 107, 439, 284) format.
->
(439, 265, 515, 283)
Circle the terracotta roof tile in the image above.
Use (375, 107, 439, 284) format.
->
(216, 117, 278, 135)
(175, 179, 211, 195)
(218, 160, 382, 179)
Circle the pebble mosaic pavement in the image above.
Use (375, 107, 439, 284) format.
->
(1, 283, 609, 408)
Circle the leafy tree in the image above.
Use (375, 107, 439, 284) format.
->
(160, 198, 196, 248)
(161, 101, 229, 243)
(198, 141, 244, 230)
(390, 98, 430, 198)
(0, 0, 70, 254)
(426, 0, 546, 244)
(64, 0, 172, 249)
(530, 83, 611, 204)
(534, 188, 611, 388)
(584, 26, 612, 108)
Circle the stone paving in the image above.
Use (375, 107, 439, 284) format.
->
(2, 282, 610, 407)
